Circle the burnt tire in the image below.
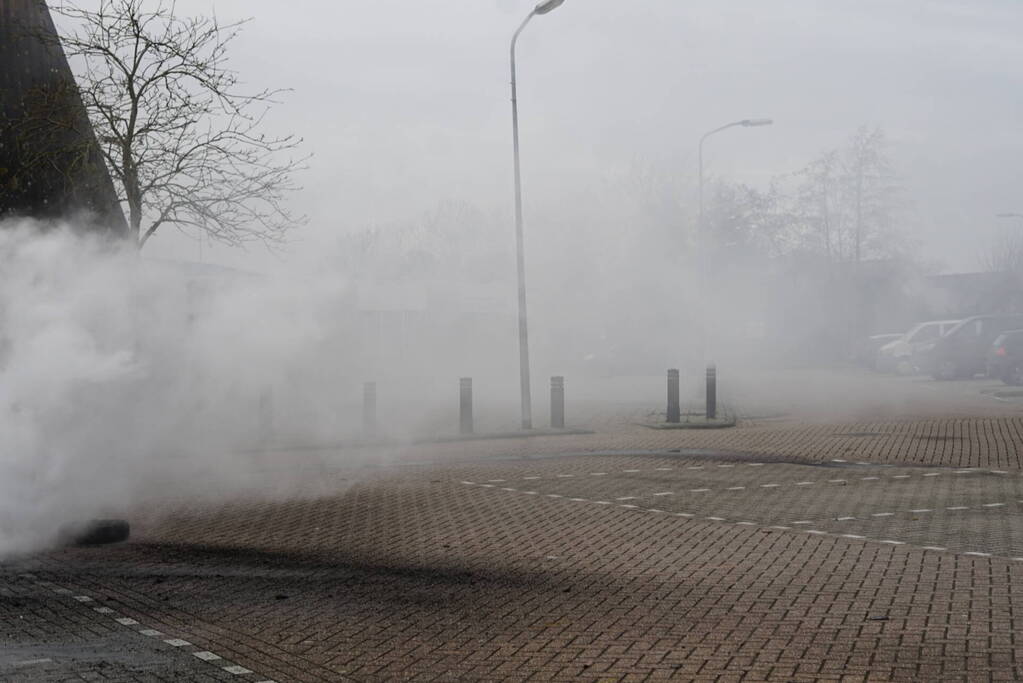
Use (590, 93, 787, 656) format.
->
(70, 519, 130, 546)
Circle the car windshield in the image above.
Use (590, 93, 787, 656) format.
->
(907, 324, 939, 343)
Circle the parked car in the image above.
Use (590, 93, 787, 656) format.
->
(853, 333, 903, 368)
(918, 314, 1023, 379)
(875, 319, 960, 374)
(986, 329, 1023, 385)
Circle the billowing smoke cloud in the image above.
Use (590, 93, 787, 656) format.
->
(0, 220, 366, 557)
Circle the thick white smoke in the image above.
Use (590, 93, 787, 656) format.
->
(0, 221, 365, 557)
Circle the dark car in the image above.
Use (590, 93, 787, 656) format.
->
(987, 329, 1023, 385)
(919, 315, 1023, 380)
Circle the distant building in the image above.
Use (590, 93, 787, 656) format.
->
(0, 0, 127, 234)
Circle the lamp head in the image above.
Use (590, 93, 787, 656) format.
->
(534, 0, 566, 15)
(741, 118, 773, 127)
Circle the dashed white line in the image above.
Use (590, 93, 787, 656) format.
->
(164, 639, 191, 647)
(841, 534, 866, 539)
(652, 492, 674, 496)
(879, 540, 906, 545)
(760, 483, 780, 488)
(871, 512, 894, 517)
(690, 488, 711, 493)
(795, 481, 815, 486)
(590, 472, 607, 476)
(828, 479, 846, 484)
(923, 472, 941, 477)
(615, 496, 638, 501)
(922, 546, 947, 551)
(792, 521, 813, 525)
(837, 516, 856, 521)
(223, 665, 253, 675)
(861, 477, 880, 481)
(140, 629, 163, 637)
(620, 504, 638, 509)
(983, 503, 1006, 508)
(193, 652, 222, 662)
(726, 486, 746, 491)
(655, 467, 674, 471)
(706, 516, 726, 521)
(910, 509, 932, 513)
(964, 551, 992, 557)
(947, 506, 968, 511)
(622, 469, 641, 473)
(115, 617, 139, 626)
(93, 607, 115, 614)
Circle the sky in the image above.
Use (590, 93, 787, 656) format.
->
(141, 0, 1023, 273)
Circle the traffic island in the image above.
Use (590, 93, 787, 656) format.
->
(640, 413, 737, 430)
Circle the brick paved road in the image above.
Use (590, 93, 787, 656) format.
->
(12, 398, 1023, 681)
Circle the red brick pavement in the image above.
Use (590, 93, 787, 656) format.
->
(12, 415, 1023, 681)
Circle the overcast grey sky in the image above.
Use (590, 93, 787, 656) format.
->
(146, 0, 1023, 273)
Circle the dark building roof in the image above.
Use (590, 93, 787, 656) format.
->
(0, 0, 127, 235)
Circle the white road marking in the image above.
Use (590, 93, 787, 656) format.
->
(73, 595, 93, 602)
(652, 492, 674, 496)
(841, 534, 866, 539)
(590, 472, 607, 476)
(623, 469, 641, 473)
(13, 659, 52, 667)
(676, 512, 694, 517)
(910, 509, 932, 513)
(992, 470, 1009, 474)
(706, 516, 726, 521)
(647, 509, 665, 513)
(947, 506, 968, 510)
(569, 498, 587, 502)
(795, 482, 815, 486)
(792, 521, 813, 525)
(748, 463, 764, 467)
(837, 516, 856, 521)
(620, 504, 638, 509)
(615, 496, 638, 501)
(224, 665, 253, 675)
(879, 540, 905, 545)
(735, 521, 756, 525)
(546, 494, 562, 498)
(770, 526, 792, 530)
(500, 487, 516, 492)
(460, 481, 476, 485)
(922, 546, 947, 551)
(487, 479, 506, 483)
(165, 639, 191, 647)
(687, 466, 704, 470)
(983, 503, 1006, 507)
(593, 501, 611, 505)
(871, 512, 894, 517)
(193, 651, 222, 662)
(964, 551, 992, 557)
(892, 475, 910, 479)
(523, 491, 537, 495)
(861, 477, 879, 481)
(93, 607, 115, 614)
(690, 488, 711, 493)
(115, 617, 139, 626)
(727, 486, 746, 490)
(655, 467, 674, 471)
(140, 629, 163, 637)
(556, 474, 574, 478)
(805, 530, 826, 535)
(718, 464, 735, 468)
(760, 483, 780, 488)
(523, 476, 540, 480)
(923, 473, 941, 477)
(832, 459, 847, 463)
(828, 479, 846, 484)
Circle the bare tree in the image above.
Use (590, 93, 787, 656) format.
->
(982, 229, 1023, 274)
(50, 0, 306, 248)
(793, 126, 904, 263)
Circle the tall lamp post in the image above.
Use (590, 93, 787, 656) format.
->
(509, 0, 566, 430)
(696, 118, 772, 365)
(697, 118, 773, 251)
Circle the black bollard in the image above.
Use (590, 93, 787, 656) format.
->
(550, 376, 565, 429)
(363, 381, 377, 437)
(667, 369, 680, 423)
(459, 377, 474, 435)
(706, 364, 717, 420)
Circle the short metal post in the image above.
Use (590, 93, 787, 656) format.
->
(706, 364, 717, 420)
(667, 369, 680, 423)
(363, 382, 377, 437)
(459, 377, 474, 435)
(550, 376, 565, 429)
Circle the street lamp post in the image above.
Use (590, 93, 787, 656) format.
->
(697, 119, 773, 255)
(509, 0, 565, 431)
(696, 118, 772, 366)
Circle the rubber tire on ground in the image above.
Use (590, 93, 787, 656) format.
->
(71, 519, 130, 546)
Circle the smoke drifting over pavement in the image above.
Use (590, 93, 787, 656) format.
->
(0, 220, 366, 557)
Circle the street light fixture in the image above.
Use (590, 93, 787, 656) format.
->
(509, 0, 566, 430)
(696, 118, 773, 365)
